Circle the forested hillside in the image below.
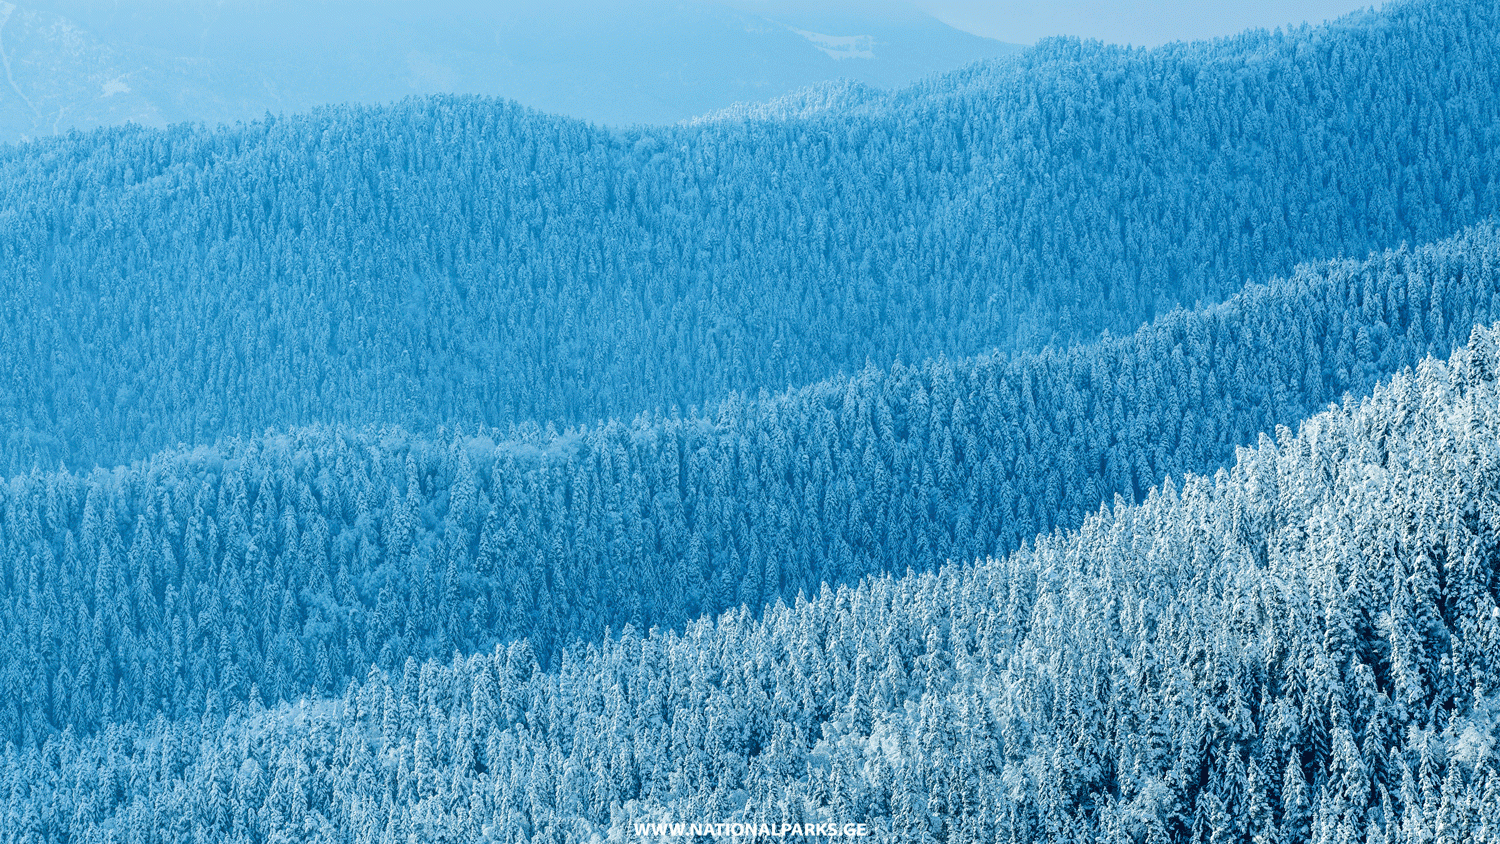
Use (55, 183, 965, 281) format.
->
(0, 223, 1495, 749)
(4, 2, 1499, 840)
(8, 316, 1500, 844)
(1, 0, 1498, 473)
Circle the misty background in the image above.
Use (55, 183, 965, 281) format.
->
(0, 0, 1370, 143)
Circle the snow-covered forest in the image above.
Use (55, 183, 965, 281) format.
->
(1, 0, 1500, 841)
(1, 0, 1498, 475)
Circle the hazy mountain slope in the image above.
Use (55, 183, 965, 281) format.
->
(9, 321, 1500, 843)
(0, 222, 1495, 749)
(0, 0, 1020, 140)
(0, 0, 1495, 476)
(0, 1, 230, 142)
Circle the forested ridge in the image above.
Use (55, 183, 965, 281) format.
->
(0, 223, 1495, 752)
(7, 311, 1500, 844)
(3, 0, 1500, 839)
(0, 0, 1498, 473)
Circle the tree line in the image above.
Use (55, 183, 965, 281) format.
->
(0, 222, 1495, 748)
(6, 310, 1500, 844)
(0, 0, 1495, 473)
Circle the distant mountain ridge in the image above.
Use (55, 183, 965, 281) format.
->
(0, 0, 1021, 140)
(0, 0, 1496, 477)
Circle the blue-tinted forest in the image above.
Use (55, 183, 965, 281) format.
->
(0, 0, 1497, 475)
(3, 0, 1500, 841)
(8, 304, 1500, 843)
(0, 222, 1497, 751)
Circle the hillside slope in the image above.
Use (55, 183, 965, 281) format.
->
(0, 0, 1497, 473)
(9, 317, 1500, 843)
(0, 222, 1496, 748)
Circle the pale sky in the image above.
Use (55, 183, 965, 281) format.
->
(909, 0, 1377, 47)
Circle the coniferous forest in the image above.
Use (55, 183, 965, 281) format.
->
(3, 0, 1500, 841)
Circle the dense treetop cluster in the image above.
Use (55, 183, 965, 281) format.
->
(2, 1, 1499, 840)
(8, 297, 1500, 844)
(0, 223, 1495, 752)
(0, 0, 1496, 473)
